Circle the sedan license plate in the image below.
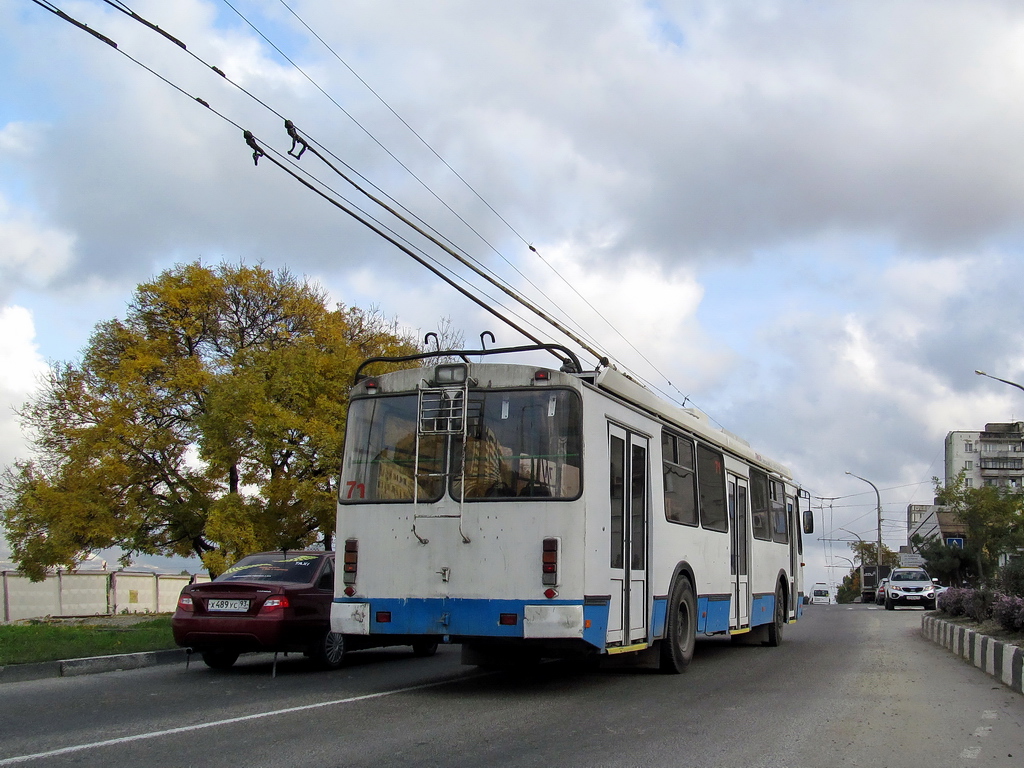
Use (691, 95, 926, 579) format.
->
(207, 599, 250, 612)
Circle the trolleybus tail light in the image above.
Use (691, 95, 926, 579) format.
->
(343, 539, 358, 585)
(534, 370, 550, 382)
(363, 378, 378, 393)
(542, 537, 559, 586)
(376, 611, 392, 623)
(499, 613, 518, 625)
(259, 596, 290, 614)
(343, 586, 356, 597)
(177, 595, 194, 612)
(544, 588, 558, 599)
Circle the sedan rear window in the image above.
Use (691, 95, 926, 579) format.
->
(218, 554, 326, 584)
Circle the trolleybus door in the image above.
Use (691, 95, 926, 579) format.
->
(787, 494, 799, 618)
(728, 476, 750, 629)
(608, 425, 649, 646)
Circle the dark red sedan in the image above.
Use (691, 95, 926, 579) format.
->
(172, 551, 346, 670)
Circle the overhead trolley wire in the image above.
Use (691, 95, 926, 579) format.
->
(269, 0, 696, 407)
(37, 1, 727, 416)
(34, 0, 566, 359)
(84, 0, 612, 368)
(224, 0, 612, 361)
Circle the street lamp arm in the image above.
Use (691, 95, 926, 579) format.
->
(975, 369, 1024, 394)
(845, 470, 884, 574)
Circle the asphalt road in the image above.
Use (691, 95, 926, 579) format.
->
(1, 604, 1021, 767)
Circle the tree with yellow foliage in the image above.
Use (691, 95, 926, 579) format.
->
(1, 262, 419, 578)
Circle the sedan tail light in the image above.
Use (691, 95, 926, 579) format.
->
(259, 596, 290, 614)
(177, 594, 194, 612)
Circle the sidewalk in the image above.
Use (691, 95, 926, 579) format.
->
(921, 613, 1023, 694)
(0, 648, 187, 685)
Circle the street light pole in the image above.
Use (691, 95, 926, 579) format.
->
(975, 369, 1024, 394)
(846, 471, 883, 576)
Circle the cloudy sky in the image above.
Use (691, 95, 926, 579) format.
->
(2, 0, 1024, 588)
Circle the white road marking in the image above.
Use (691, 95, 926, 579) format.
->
(973, 726, 992, 738)
(0, 676, 470, 765)
(960, 747, 981, 759)
(981, 710, 997, 720)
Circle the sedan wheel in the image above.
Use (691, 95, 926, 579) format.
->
(201, 648, 239, 670)
(311, 630, 346, 670)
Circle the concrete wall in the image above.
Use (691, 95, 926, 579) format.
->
(1, 570, 211, 622)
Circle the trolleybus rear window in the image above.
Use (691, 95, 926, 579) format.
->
(340, 389, 582, 502)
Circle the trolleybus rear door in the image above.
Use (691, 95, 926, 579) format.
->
(608, 424, 649, 646)
(728, 476, 751, 629)
(788, 494, 799, 618)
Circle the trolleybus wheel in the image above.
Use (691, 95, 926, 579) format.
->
(764, 584, 785, 647)
(412, 639, 439, 657)
(660, 576, 696, 674)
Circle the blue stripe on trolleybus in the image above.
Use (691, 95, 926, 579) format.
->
(335, 597, 611, 649)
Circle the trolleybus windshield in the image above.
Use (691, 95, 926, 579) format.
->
(340, 389, 582, 502)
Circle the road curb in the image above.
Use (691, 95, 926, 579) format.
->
(0, 648, 187, 685)
(921, 613, 1023, 694)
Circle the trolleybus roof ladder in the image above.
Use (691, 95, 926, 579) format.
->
(414, 374, 474, 544)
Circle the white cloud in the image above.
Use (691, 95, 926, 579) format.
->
(0, 194, 76, 293)
(0, 305, 48, 471)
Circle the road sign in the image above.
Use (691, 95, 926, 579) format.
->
(900, 553, 925, 567)
(946, 537, 964, 549)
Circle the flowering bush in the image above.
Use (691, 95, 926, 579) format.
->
(938, 587, 969, 616)
(992, 594, 1024, 632)
(965, 589, 997, 622)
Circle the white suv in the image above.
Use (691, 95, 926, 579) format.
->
(881, 568, 936, 610)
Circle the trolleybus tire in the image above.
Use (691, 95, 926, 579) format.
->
(764, 584, 785, 647)
(411, 639, 439, 657)
(201, 648, 239, 670)
(660, 576, 697, 674)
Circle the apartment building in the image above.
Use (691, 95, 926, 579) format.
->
(907, 421, 1023, 549)
(945, 421, 1024, 490)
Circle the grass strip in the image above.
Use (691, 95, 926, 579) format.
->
(0, 617, 177, 666)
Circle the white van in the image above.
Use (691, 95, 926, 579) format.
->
(811, 583, 831, 604)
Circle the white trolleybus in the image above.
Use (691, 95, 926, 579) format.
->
(332, 344, 813, 672)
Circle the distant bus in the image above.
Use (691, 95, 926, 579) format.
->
(811, 583, 830, 604)
(332, 345, 814, 672)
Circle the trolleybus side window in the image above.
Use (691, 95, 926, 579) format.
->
(770, 479, 788, 543)
(631, 442, 647, 569)
(610, 435, 625, 569)
(750, 469, 771, 540)
(696, 444, 728, 532)
(662, 431, 698, 526)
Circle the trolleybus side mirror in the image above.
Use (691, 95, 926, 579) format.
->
(803, 509, 814, 534)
